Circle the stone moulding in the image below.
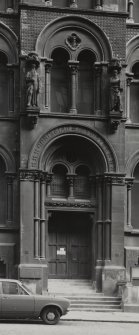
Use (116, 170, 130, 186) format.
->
(28, 123, 118, 172)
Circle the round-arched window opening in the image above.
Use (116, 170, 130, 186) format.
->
(132, 162, 139, 229)
(51, 164, 68, 198)
(132, 62, 139, 79)
(74, 165, 91, 199)
(77, 50, 96, 115)
(51, 48, 70, 114)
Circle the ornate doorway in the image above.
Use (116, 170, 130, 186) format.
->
(48, 212, 92, 279)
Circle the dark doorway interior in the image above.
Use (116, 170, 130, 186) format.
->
(48, 212, 92, 279)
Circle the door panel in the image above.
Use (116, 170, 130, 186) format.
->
(48, 212, 92, 279)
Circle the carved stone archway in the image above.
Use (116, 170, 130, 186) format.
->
(36, 15, 112, 61)
(28, 123, 118, 172)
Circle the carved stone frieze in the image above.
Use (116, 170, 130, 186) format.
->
(19, 170, 41, 181)
(28, 124, 117, 172)
(104, 173, 125, 185)
(45, 200, 96, 209)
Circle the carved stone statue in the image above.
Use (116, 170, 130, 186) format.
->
(109, 60, 123, 113)
(26, 52, 40, 108)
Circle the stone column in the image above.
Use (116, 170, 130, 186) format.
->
(70, 0, 78, 8)
(6, 173, 15, 224)
(102, 174, 126, 295)
(126, 73, 133, 123)
(67, 174, 75, 199)
(96, 176, 103, 262)
(126, 178, 134, 229)
(104, 175, 112, 261)
(45, 59, 53, 110)
(34, 173, 40, 258)
(94, 63, 102, 114)
(46, 173, 53, 197)
(128, 0, 134, 22)
(40, 173, 46, 258)
(68, 61, 79, 114)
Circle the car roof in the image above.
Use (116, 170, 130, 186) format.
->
(0, 279, 20, 283)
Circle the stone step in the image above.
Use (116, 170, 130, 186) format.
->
(69, 308, 122, 312)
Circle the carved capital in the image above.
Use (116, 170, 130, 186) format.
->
(68, 61, 79, 74)
(125, 177, 134, 190)
(45, 59, 53, 73)
(19, 169, 41, 181)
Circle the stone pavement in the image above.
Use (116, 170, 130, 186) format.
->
(61, 311, 139, 323)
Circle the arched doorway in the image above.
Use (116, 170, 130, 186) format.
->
(42, 135, 107, 280)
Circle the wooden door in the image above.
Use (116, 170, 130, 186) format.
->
(48, 212, 92, 279)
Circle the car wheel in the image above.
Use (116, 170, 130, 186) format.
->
(41, 307, 61, 325)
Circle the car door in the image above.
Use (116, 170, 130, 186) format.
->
(0, 282, 2, 318)
(1, 281, 35, 319)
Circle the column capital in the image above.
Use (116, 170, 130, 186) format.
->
(68, 60, 79, 74)
(104, 173, 126, 185)
(125, 177, 134, 188)
(126, 72, 134, 86)
(45, 58, 53, 72)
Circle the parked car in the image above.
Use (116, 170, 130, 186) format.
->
(0, 279, 70, 325)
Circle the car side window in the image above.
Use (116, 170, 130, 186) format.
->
(2, 282, 19, 295)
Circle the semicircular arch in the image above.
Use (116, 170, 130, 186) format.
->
(126, 150, 139, 177)
(0, 145, 16, 172)
(28, 124, 118, 173)
(36, 15, 112, 62)
(126, 35, 139, 72)
(0, 21, 18, 63)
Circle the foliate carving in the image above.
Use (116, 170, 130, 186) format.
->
(45, 200, 96, 208)
(19, 170, 41, 181)
(125, 178, 134, 190)
(29, 125, 117, 172)
(66, 33, 81, 51)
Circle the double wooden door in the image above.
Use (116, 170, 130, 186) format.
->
(48, 212, 92, 279)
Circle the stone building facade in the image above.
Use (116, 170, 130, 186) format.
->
(1, 0, 139, 297)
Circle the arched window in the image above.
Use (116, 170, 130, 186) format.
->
(51, 48, 69, 113)
(74, 165, 91, 199)
(0, 157, 7, 225)
(51, 164, 68, 198)
(130, 62, 139, 123)
(77, 50, 95, 115)
(132, 163, 139, 229)
(0, 52, 9, 115)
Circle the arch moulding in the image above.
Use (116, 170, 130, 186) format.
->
(126, 35, 139, 72)
(36, 15, 112, 61)
(28, 124, 118, 173)
(0, 144, 16, 172)
(0, 21, 18, 63)
(126, 150, 139, 177)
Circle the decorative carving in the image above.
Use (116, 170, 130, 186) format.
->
(45, 200, 96, 208)
(108, 59, 123, 132)
(26, 52, 40, 108)
(104, 173, 125, 185)
(44, 0, 52, 7)
(25, 52, 40, 128)
(66, 33, 81, 51)
(19, 169, 41, 181)
(70, 0, 78, 9)
(28, 124, 117, 172)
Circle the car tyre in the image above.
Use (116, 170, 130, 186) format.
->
(41, 307, 61, 325)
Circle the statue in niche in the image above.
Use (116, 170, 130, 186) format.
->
(26, 52, 40, 108)
(109, 60, 123, 113)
